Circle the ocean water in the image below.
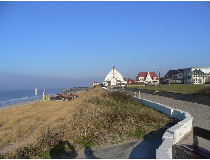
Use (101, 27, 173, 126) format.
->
(0, 89, 61, 107)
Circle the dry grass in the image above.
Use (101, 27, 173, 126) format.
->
(0, 87, 173, 158)
(128, 84, 207, 95)
(197, 85, 210, 96)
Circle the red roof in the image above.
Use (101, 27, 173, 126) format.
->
(138, 72, 147, 77)
(127, 80, 134, 83)
(150, 72, 158, 77)
(136, 72, 158, 80)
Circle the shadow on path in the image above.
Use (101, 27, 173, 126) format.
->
(84, 147, 99, 159)
(50, 141, 77, 159)
(129, 120, 176, 159)
(129, 139, 162, 159)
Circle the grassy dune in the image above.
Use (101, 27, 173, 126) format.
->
(0, 87, 173, 158)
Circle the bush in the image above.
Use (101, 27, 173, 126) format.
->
(103, 91, 133, 104)
(197, 86, 210, 96)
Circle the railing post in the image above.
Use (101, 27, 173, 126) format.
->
(139, 90, 141, 99)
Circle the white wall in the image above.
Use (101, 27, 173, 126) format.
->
(134, 97, 193, 159)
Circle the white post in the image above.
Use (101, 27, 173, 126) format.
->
(42, 89, 45, 101)
(35, 88, 38, 96)
(139, 90, 141, 99)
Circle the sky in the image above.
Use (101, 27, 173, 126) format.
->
(0, 1, 209, 89)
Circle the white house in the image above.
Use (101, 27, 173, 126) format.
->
(104, 67, 127, 86)
(183, 67, 210, 84)
(136, 72, 159, 85)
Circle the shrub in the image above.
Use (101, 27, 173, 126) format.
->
(197, 86, 210, 96)
(103, 91, 133, 104)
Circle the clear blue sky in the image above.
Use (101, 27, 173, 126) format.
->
(0, 1, 209, 89)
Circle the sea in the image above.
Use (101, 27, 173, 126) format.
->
(0, 88, 61, 107)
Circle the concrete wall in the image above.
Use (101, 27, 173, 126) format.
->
(104, 87, 193, 159)
(134, 97, 193, 159)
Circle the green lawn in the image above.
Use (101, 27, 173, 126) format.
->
(128, 84, 208, 95)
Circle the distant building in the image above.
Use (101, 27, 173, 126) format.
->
(183, 67, 210, 84)
(136, 72, 159, 85)
(207, 75, 210, 83)
(92, 82, 100, 87)
(104, 67, 127, 86)
(164, 69, 184, 84)
(127, 79, 134, 84)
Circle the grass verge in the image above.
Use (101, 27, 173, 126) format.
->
(128, 84, 208, 95)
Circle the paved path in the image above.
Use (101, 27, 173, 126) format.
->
(137, 92, 210, 151)
(77, 140, 161, 159)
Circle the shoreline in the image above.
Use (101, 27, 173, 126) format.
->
(0, 89, 88, 111)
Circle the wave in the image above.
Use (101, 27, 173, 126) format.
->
(0, 95, 41, 107)
(6, 96, 29, 102)
(0, 89, 61, 107)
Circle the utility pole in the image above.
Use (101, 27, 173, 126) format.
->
(158, 69, 161, 90)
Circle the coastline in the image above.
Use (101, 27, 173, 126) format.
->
(0, 90, 86, 111)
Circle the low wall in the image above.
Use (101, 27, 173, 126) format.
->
(104, 87, 193, 159)
(134, 97, 193, 159)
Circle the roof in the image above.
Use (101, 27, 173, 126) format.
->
(191, 67, 210, 74)
(104, 67, 125, 82)
(137, 72, 158, 78)
(164, 69, 183, 78)
(184, 67, 210, 73)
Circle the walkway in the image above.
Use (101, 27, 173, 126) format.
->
(77, 140, 161, 159)
(126, 88, 210, 151)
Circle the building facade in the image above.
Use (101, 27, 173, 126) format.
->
(183, 67, 210, 84)
(164, 69, 184, 84)
(136, 72, 159, 85)
(103, 67, 127, 86)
